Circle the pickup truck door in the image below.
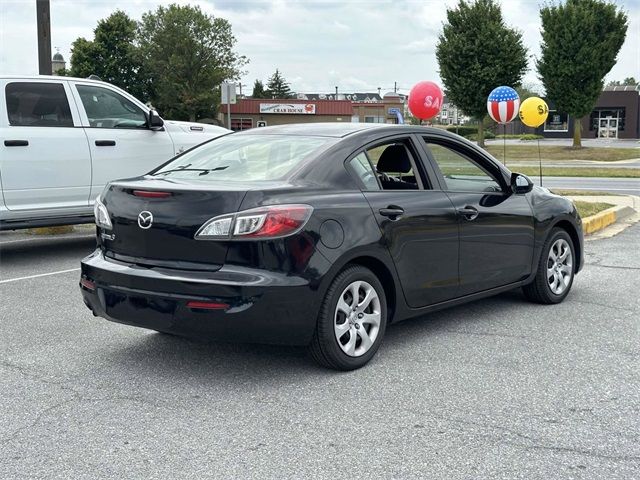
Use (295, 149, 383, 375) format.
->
(69, 82, 175, 202)
(0, 79, 91, 211)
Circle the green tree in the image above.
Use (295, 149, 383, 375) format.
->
(607, 77, 638, 86)
(265, 69, 293, 99)
(537, 0, 628, 147)
(68, 11, 148, 100)
(516, 83, 543, 101)
(252, 79, 266, 98)
(436, 0, 528, 147)
(138, 4, 248, 121)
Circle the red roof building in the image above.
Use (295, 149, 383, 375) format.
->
(219, 95, 405, 131)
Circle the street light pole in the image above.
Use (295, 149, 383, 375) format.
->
(36, 0, 52, 75)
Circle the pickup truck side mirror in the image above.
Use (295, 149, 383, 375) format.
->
(511, 173, 534, 194)
(148, 110, 164, 130)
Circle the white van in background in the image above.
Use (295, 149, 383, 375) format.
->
(0, 75, 230, 230)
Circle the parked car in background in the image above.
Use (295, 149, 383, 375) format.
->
(0, 75, 230, 230)
(80, 123, 584, 370)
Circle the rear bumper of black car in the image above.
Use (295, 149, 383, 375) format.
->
(80, 249, 321, 345)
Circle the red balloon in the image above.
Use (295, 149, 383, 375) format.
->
(408, 81, 443, 120)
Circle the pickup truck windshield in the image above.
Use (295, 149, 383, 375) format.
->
(152, 134, 333, 181)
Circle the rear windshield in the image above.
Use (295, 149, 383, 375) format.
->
(152, 134, 333, 181)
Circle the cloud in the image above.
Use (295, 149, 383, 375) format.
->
(0, 0, 637, 95)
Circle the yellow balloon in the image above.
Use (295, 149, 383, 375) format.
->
(518, 96, 549, 128)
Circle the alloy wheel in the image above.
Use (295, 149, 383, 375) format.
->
(334, 280, 381, 357)
(547, 238, 573, 295)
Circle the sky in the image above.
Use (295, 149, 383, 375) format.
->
(1, 0, 638, 96)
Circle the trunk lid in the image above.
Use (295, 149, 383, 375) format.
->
(101, 178, 248, 269)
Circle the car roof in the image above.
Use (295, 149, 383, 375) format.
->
(0, 74, 112, 86)
(234, 122, 443, 138)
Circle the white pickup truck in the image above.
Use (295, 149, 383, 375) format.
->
(0, 75, 230, 230)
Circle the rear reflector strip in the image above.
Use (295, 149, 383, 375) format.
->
(80, 278, 96, 291)
(132, 190, 172, 198)
(186, 301, 230, 310)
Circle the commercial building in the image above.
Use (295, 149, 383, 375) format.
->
(219, 92, 406, 131)
(536, 85, 640, 139)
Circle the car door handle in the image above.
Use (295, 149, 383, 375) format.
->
(379, 205, 405, 220)
(4, 140, 29, 147)
(95, 140, 116, 146)
(457, 206, 479, 220)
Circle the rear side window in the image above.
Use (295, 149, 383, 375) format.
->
(347, 153, 381, 191)
(76, 84, 147, 129)
(5, 82, 73, 127)
(365, 139, 427, 190)
(152, 134, 334, 182)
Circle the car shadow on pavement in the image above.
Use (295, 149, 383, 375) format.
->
(100, 289, 527, 380)
(0, 235, 95, 266)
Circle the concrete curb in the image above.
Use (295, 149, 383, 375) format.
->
(582, 205, 637, 235)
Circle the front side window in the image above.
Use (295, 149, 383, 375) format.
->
(152, 134, 333, 182)
(424, 142, 502, 193)
(5, 82, 73, 127)
(76, 85, 147, 129)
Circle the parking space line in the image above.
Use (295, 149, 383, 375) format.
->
(0, 268, 80, 284)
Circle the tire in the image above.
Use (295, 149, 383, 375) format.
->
(309, 265, 387, 370)
(523, 228, 576, 304)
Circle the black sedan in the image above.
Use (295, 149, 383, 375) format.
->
(80, 123, 583, 370)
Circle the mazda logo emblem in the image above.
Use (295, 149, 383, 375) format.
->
(138, 211, 153, 229)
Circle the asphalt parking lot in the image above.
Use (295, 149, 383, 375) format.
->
(1, 225, 638, 479)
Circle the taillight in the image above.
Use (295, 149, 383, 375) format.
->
(80, 277, 96, 291)
(94, 196, 112, 230)
(195, 204, 313, 240)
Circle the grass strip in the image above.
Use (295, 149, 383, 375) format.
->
(510, 167, 640, 178)
(485, 145, 640, 162)
(573, 201, 615, 218)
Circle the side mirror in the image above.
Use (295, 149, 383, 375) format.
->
(148, 110, 164, 130)
(511, 173, 533, 194)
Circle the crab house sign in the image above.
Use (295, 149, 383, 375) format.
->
(259, 103, 316, 114)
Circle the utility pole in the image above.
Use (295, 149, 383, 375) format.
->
(394, 81, 397, 93)
(335, 86, 338, 100)
(226, 83, 231, 129)
(36, 0, 52, 75)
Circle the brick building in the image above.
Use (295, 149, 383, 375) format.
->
(219, 93, 406, 131)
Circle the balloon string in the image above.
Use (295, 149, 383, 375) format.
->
(538, 138, 543, 187)
(503, 123, 506, 166)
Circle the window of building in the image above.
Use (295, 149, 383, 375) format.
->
(544, 111, 569, 132)
(5, 82, 73, 127)
(76, 85, 147, 129)
(231, 118, 253, 131)
(364, 116, 385, 123)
